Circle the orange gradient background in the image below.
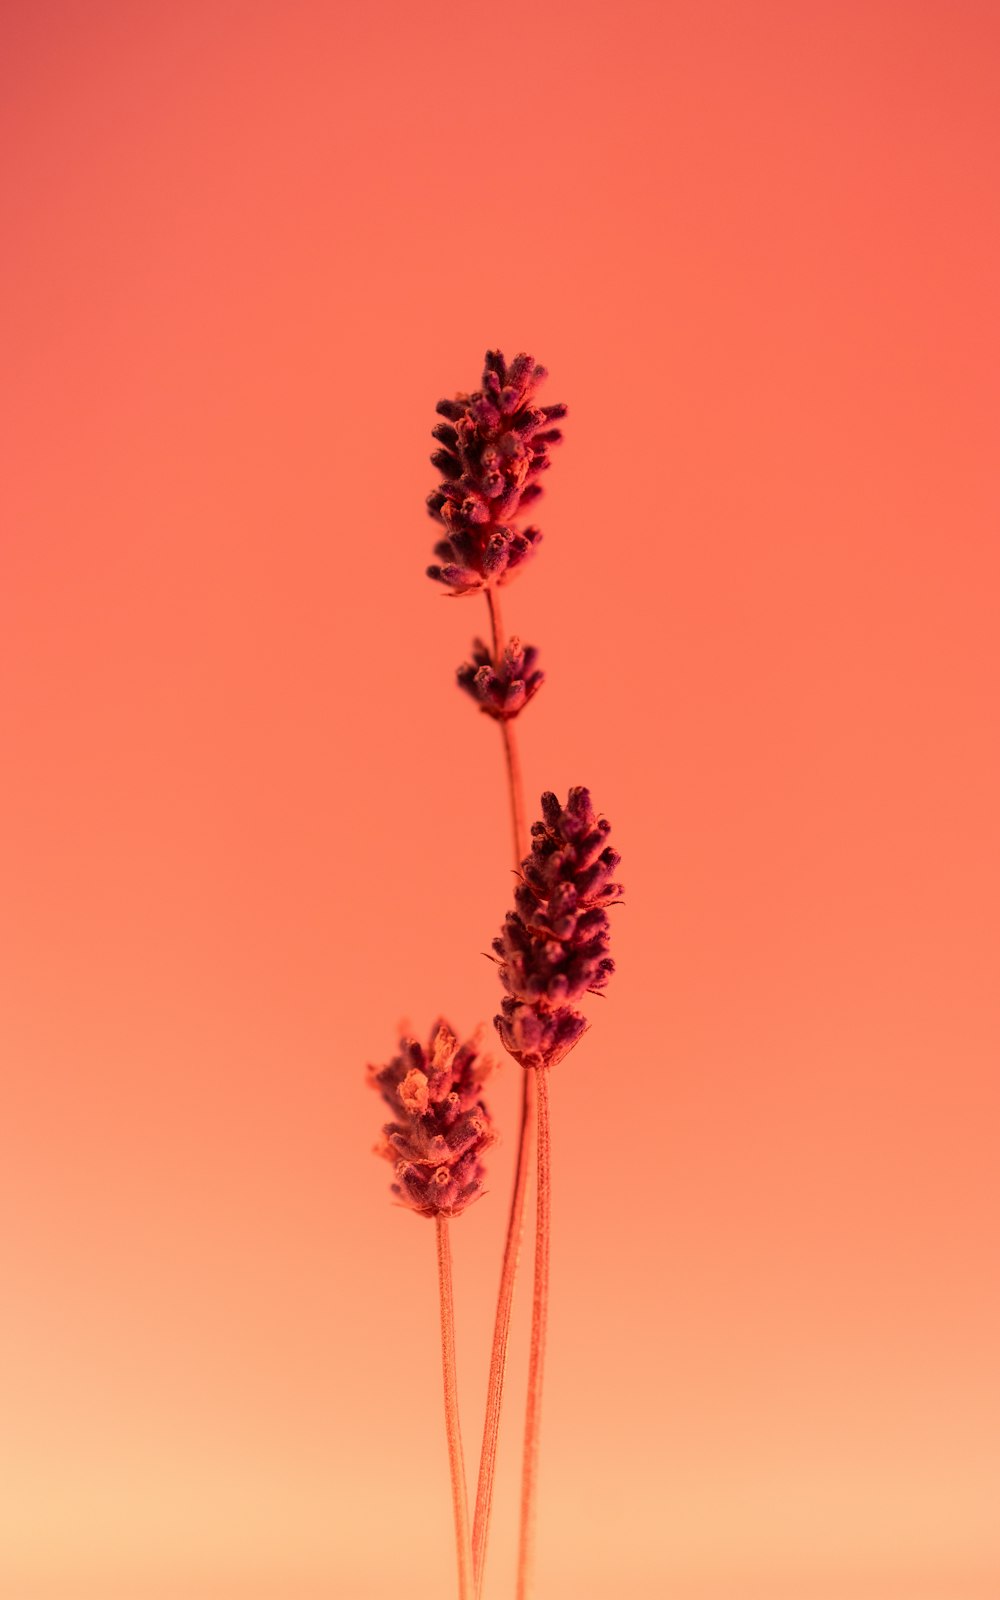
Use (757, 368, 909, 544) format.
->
(2, 3, 998, 1597)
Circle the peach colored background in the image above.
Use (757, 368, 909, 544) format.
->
(2, 3, 998, 1597)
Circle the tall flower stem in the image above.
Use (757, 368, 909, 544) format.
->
(471, 582, 534, 1597)
(516, 1063, 550, 1600)
(437, 1214, 474, 1600)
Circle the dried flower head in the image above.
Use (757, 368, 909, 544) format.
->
(457, 636, 544, 720)
(427, 349, 566, 594)
(493, 787, 623, 1069)
(368, 1020, 496, 1217)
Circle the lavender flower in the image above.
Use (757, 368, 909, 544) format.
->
(493, 787, 623, 1069)
(369, 1021, 496, 1218)
(457, 636, 544, 720)
(427, 349, 566, 594)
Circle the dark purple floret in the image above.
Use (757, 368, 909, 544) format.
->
(457, 636, 544, 720)
(493, 788, 623, 1069)
(426, 350, 565, 594)
(368, 1021, 496, 1218)
(495, 998, 589, 1071)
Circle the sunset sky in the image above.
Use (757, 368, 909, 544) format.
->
(2, 3, 999, 1597)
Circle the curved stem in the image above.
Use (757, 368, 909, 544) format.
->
(437, 1215, 474, 1600)
(472, 582, 533, 1598)
(516, 1064, 551, 1600)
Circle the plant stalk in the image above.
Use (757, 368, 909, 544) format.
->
(471, 583, 534, 1598)
(516, 1063, 551, 1600)
(485, 586, 526, 867)
(437, 1214, 474, 1600)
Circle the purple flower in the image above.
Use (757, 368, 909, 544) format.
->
(493, 788, 623, 1068)
(368, 1021, 496, 1218)
(457, 636, 544, 720)
(494, 1000, 590, 1072)
(427, 350, 566, 594)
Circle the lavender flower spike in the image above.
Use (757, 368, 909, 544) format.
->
(368, 1021, 496, 1218)
(493, 787, 623, 1069)
(457, 636, 544, 721)
(427, 349, 566, 594)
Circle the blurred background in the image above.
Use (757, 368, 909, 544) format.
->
(1, 2, 998, 1596)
